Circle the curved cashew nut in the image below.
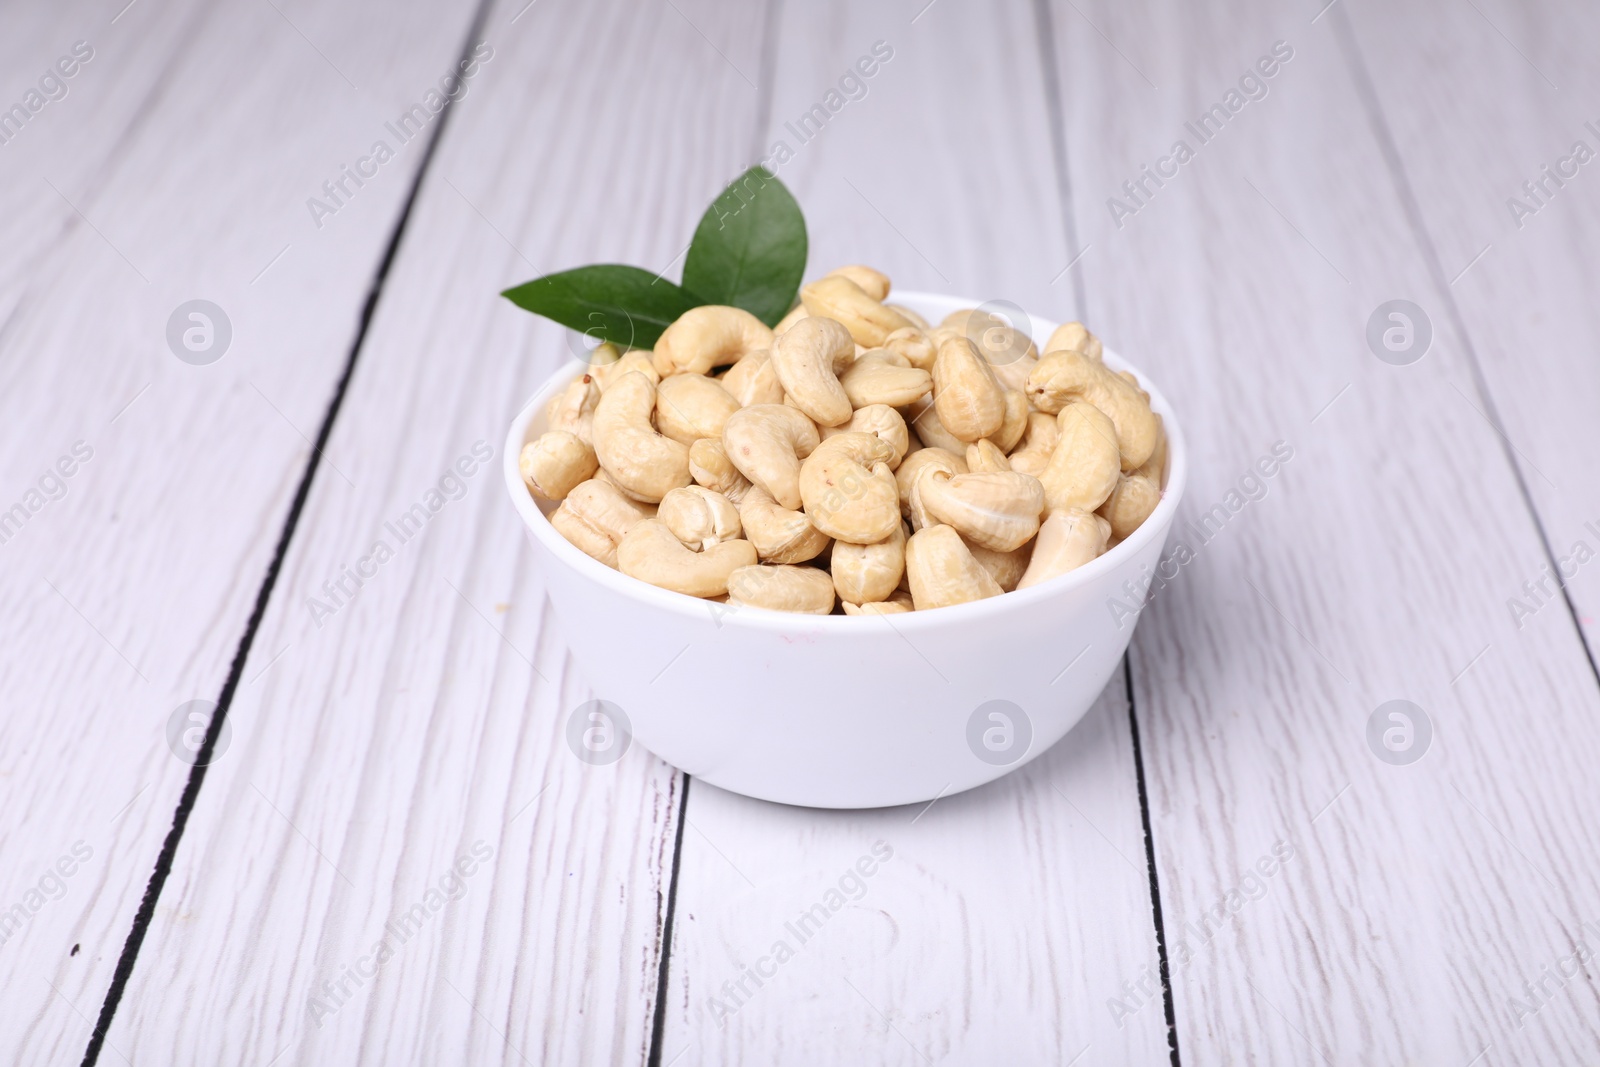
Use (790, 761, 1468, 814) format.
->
(593, 349, 660, 391)
(545, 373, 600, 445)
(616, 518, 757, 597)
(824, 264, 891, 302)
(1017, 508, 1110, 590)
(965, 438, 1011, 473)
(718, 349, 786, 407)
(831, 520, 907, 604)
(653, 305, 774, 378)
(1007, 412, 1060, 478)
(942, 309, 1039, 390)
(798, 432, 901, 543)
(884, 305, 930, 331)
(549, 479, 649, 568)
(658, 486, 742, 551)
(727, 564, 837, 615)
(520, 431, 599, 501)
(591, 372, 692, 503)
(841, 589, 915, 615)
(1044, 321, 1103, 361)
(1026, 349, 1158, 470)
(737, 484, 831, 563)
(966, 539, 1033, 592)
(821, 404, 910, 469)
(770, 316, 857, 427)
(1041, 401, 1122, 513)
(1099, 471, 1161, 540)
(995, 389, 1030, 452)
(895, 447, 967, 520)
(901, 393, 970, 454)
(688, 438, 751, 502)
(799, 274, 913, 347)
(883, 326, 937, 371)
(655, 373, 741, 445)
(722, 404, 820, 510)
(932, 336, 1006, 442)
(916, 469, 1045, 552)
(774, 302, 809, 334)
(839, 354, 933, 409)
(905, 524, 1003, 610)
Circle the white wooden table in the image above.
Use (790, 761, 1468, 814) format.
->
(4, 0, 1598, 1063)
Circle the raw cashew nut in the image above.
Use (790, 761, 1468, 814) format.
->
(1040, 401, 1121, 514)
(1045, 321, 1103, 361)
(798, 432, 901, 543)
(655, 373, 741, 444)
(1099, 471, 1161, 540)
(737, 485, 831, 563)
(824, 264, 891, 302)
(658, 486, 742, 550)
(884, 305, 930, 331)
(905, 524, 1003, 610)
(1017, 508, 1110, 590)
(593, 349, 660, 391)
(545, 374, 600, 445)
(653, 305, 773, 378)
(942, 309, 1039, 391)
(831, 521, 907, 604)
(718, 350, 786, 406)
(774, 303, 809, 334)
(994, 389, 1030, 452)
(901, 394, 969, 454)
(1007, 412, 1060, 478)
(966, 539, 1033, 592)
(727, 564, 836, 615)
(965, 439, 1011, 473)
(1026, 349, 1158, 470)
(592, 372, 692, 502)
(616, 518, 757, 597)
(799, 274, 913, 347)
(770, 316, 857, 426)
(883, 326, 937, 371)
(932, 336, 1006, 442)
(820, 404, 910, 468)
(916, 469, 1045, 552)
(549, 479, 649, 568)
(895, 447, 967, 519)
(841, 589, 915, 615)
(722, 404, 820, 510)
(839, 354, 933, 409)
(688, 438, 751, 502)
(520, 431, 598, 501)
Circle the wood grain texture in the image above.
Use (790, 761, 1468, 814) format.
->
(0, 0, 477, 1061)
(1046, 0, 1600, 1062)
(101, 0, 769, 1062)
(657, 2, 1170, 1063)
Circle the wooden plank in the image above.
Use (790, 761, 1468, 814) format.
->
(0, 0, 478, 1061)
(100, 0, 770, 1063)
(657, 2, 1171, 1063)
(1045, 0, 1600, 1062)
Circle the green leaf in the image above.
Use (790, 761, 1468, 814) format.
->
(501, 265, 704, 351)
(682, 166, 808, 327)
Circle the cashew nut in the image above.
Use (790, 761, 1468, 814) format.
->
(824, 264, 891, 302)
(722, 404, 820, 510)
(616, 518, 757, 597)
(658, 486, 742, 551)
(1017, 508, 1110, 590)
(916, 469, 1044, 552)
(549, 478, 649, 568)
(839, 353, 933, 409)
(652, 305, 773, 378)
(883, 326, 937, 371)
(901, 393, 970, 454)
(994, 389, 1030, 452)
(1026, 349, 1158, 470)
(737, 484, 831, 563)
(727, 563, 836, 615)
(895, 447, 967, 519)
(798, 432, 901, 543)
(591, 372, 692, 502)
(965, 438, 1011, 473)
(545, 373, 600, 445)
(593, 349, 659, 391)
(770, 316, 857, 426)
(942, 308, 1038, 391)
(1044, 321, 1103, 361)
(831, 520, 906, 604)
(655, 373, 741, 445)
(688, 438, 751, 502)
(520, 431, 599, 501)
(718, 349, 786, 407)
(820, 404, 910, 469)
(1040, 400, 1121, 514)
(774, 302, 808, 333)
(798, 274, 913, 347)
(1007, 412, 1059, 478)
(841, 589, 915, 615)
(932, 336, 1006, 442)
(884, 305, 930, 331)
(966, 539, 1033, 592)
(905, 524, 1003, 610)
(1099, 471, 1161, 541)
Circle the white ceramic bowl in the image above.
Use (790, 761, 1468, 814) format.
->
(504, 293, 1187, 808)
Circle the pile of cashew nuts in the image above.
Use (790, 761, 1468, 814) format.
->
(519, 265, 1167, 615)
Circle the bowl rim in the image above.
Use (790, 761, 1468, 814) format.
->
(503, 290, 1188, 632)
